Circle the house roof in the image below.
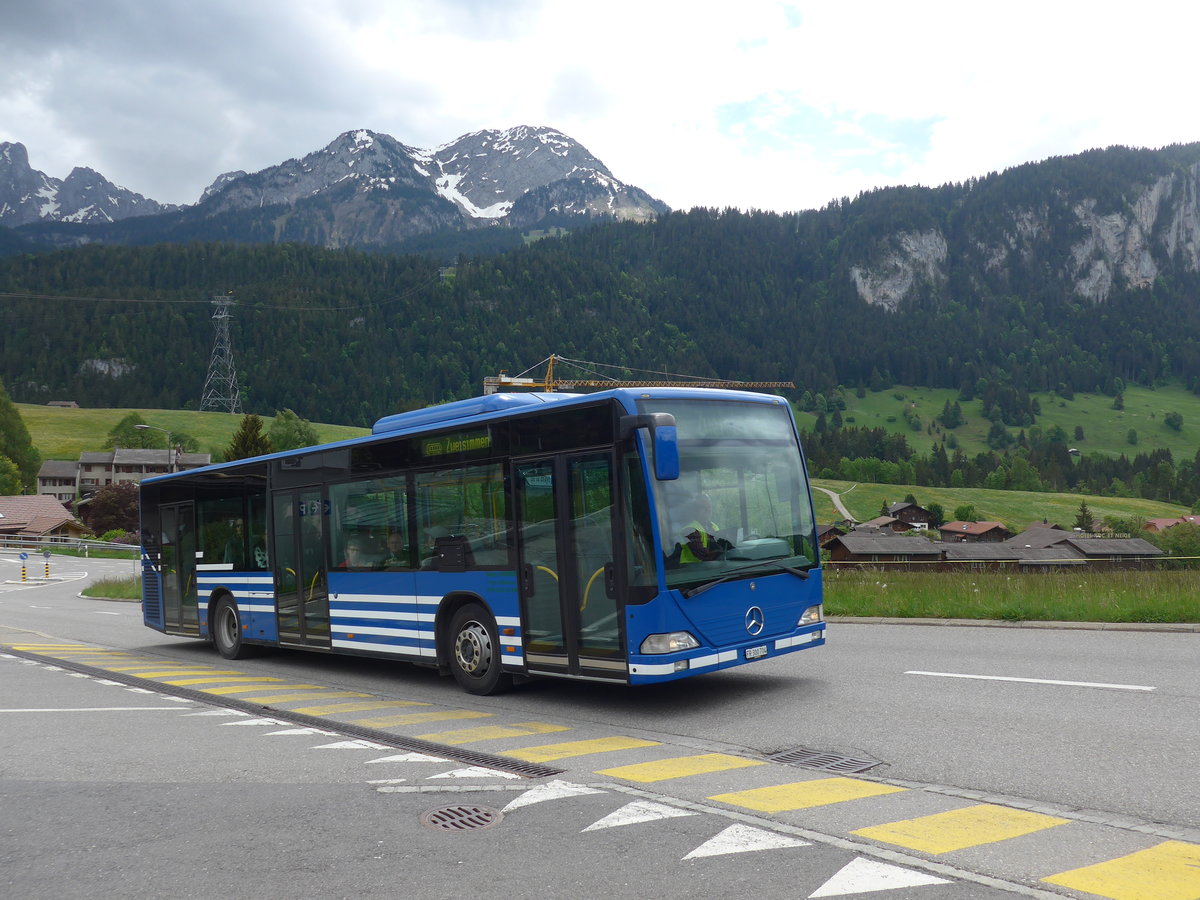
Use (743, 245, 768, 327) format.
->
(1005, 529, 1074, 549)
(37, 459, 78, 478)
(817, 524, 846, 537)
(1064, 537, 1163, 557)
(888, 502, 928, 516)
(78, 449, 211, 466)
(1143, 516, 1200, 532)
(1023, 521, 1064, 531)
(860, 515, 901, 528)
(828, 534, 942, 557)
(0, 495, 86, 536)
(939, 521, 1009, 536)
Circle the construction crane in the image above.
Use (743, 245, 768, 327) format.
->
(483, 354, 794, 394)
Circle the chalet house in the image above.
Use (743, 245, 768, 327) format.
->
(856, 515, 912, 534)
(1061, 537, 1163, 570)
(817, 524, 846, 548)
(826, 534, 942, 570)
(0, 495, 88, 541)
(1143, 516, 1200, 533)
(888, 502, 933, 529)
(40, 449, 212, 501)
(938, 521, 1012, 543)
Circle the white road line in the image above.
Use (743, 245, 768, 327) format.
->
(0, 707, 192, 712)
(905, 670, 1156, 691)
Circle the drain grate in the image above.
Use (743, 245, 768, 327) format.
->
(768, 747, 882, 774)
(420, 805, 504, 832)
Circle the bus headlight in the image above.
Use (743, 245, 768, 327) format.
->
(798, 605, 823, 626)
(640, 631, 700, 654)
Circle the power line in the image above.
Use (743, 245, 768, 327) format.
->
(0, 276, 439, 312)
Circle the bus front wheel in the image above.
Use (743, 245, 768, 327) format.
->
(212, 596, 255, 660)
(447, 603, 512, 695)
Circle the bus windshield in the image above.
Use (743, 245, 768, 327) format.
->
(638, 398, 817, 590)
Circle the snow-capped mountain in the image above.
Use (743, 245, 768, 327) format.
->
(3, 126, 668, 249)
(0, 142, 177, 226)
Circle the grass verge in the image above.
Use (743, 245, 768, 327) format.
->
(825, 568, 1200, 623)
(82, 576, 142, 600)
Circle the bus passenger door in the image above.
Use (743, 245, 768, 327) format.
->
(159, 502, 199, 634)
(272, 489, 331, 647)
(514, 452, 624, 679)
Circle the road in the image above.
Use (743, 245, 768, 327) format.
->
(2, 554, 1198, 899)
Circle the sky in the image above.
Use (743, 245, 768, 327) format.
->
(3, 0, 1198, 214)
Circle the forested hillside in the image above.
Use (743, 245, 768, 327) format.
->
(3, 143, 1200, 431)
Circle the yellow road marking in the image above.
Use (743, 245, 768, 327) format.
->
(597, 753, 766, 783)
(501, 736, 660, 763)
(100, 663, 198, 671)
(852, 804, 1070, 854)
(159, 676, 285, 686)
(126, 670, 245, 678)
(206, 688, 370, 700)
(710, 777, 906, 812)
(415, 722, 569, 745)
(352, 710, 494, 728)
(285, 700, 430, 716)
(1042, 840, 1200, 900)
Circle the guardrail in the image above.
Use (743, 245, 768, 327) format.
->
(0, 535, 138, 556)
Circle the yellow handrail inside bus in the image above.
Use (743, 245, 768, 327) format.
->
(582, 566, 605, 612)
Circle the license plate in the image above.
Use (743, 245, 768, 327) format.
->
(745, 645, 768, 660)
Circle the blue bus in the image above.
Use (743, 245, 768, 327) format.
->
(139, 388, 824, 694)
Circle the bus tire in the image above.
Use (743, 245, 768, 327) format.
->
(212, 595, 255, 660)
(447, 603, 512, 695)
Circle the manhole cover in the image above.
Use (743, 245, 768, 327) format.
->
(768, 747, 882, 774)
(419, 804, 504, 831)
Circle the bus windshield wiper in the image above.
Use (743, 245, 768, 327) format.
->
(681, 560, 810, 599)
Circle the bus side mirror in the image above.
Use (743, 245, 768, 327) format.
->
(620, 413, 680, 481)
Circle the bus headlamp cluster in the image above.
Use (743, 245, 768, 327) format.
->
(640, 631, 700, 654)
(798, 605, 823, 626)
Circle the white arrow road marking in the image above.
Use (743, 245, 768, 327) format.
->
(366, 752, 448, 764)
(808, 857, 951, 897)
(503, 779, 607, 812)
(683, 823, 810, 860)
(264, 727, 339, 736)
(582, 800, 696, 832)
(221, 718, 289, 727)
(905, 670, 1155, 692)
(311, 739, 391, 749)
(427, 766, 521, 780)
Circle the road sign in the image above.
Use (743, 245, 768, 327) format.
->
(19, 552, 28, 561)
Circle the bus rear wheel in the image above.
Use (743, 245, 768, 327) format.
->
(447, 603, 512, 695)
(212, 595, 255, 660)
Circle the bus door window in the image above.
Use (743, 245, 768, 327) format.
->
(569, 453, 621, 659)
(516, 453, 623, 673)
(159, 502, 198, 632)
(272, 490, 330, 645)
(514, 460, 565, 661)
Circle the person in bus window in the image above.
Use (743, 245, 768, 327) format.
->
(678, 494, 728, 563)
(339, 535, 380, 569)
(381, 528, 407, 567)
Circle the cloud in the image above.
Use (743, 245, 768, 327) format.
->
(2, 1, 1199, 212)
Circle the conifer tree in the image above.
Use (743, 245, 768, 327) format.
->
(225, 414, 274, 461)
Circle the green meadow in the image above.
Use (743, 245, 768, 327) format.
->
(803, 381, 1200, 461)
(20, 404, 369, 461)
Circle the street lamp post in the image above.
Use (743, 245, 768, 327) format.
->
(135, 424, 175, 472)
